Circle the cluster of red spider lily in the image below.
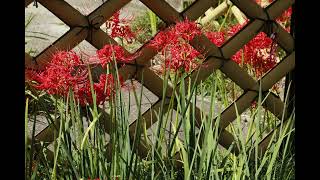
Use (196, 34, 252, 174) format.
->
(97, 44, 137, 68)
(149, 19, 204, 72)
(106, 11, 135, 43)
(205, 31, 225, 47)
(227, 21, 279, 78)
(276, 7, 292, 32)
(206, 6, 291, 78)
(26, 11, 138, 106)
(25, 6, 291, 105)
(26, 46, 127, 106)
(148, 4, 291, 76)
(255, 0, 292, 31)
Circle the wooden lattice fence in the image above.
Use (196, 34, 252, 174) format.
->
(25, 0, 295, 165)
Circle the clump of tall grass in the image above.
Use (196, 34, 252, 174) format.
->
(25, 59, 294, 179)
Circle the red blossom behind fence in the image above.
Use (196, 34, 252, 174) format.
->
(26, 8, 292, 105)
(106, 11, 136, 43)
(26, 45, 130, 106)
(149, 18, 204, 72)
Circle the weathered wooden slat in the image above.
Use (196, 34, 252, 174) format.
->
(89, 0, 131, 26)
(87, 29, 119, 49)
(38, 0, 87, 27)
(264, 92, 286, 120)
(257, 117, 292, 156)
(25, 53, 34, 68)
(25, 0, 33, 7)
(182, 0, 219, 21)
(272, 24, 295, 53)
(139, 0, 182, 24)
(259, 52, 295, 91)
(31, 28, 88, 69)
(129, 99, 169, 135)
(218, 52, 294, 130)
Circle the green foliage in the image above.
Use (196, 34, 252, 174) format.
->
(130, 12, 163, 43)
(26, 63, 295, 179)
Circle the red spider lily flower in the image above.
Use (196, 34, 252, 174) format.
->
(228, 23, 278, 78)
(25, 68, 39, 83)
(27, 51, 87, 96)
(173, 18, 202, 41)
(251, 100, 257, 109)
(276, 7, 292, 32)
(106, 11, 136, 43)
(227, 23, 243, 38)
(205, 31, 225, 47)
(26, 50, 124, 106)
(166, 43, 203, 72)
(226, 20, 249, 38)
(76, 73, 123, 106)
(254, 0, 292, 31)
(148, 31, 174, 51)
(149, 18, 203, 72)
(97, 44, 137, 68)
(149, 18, 202, 50)
(50, 50, 82, 68)
(276, 7, 292, 23)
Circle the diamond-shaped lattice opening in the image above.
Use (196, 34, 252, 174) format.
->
(71, 40, 106, 81)
(145, 109, 184, 143)
(230, 31, 287, 81)
(65, 0, 104, 16)
(253, 1, 292, 32)
(224, 108, 252, 143)
(225, 104, 281, 144)
(149, 52, 165, 77)
(260, 107, 282, 139)
(275, 6, 292, 32)
(25, 3, 70, 57)
(198, 69, 244, 110)
(143, 108, 201, 156)
(72, 40, 98, 57)
(165, 0, 197, 13)
(101, 80, 159, 124)
(195, 94, 223, 119)
(100, 0, 166, 53)
(149, 41, 209, 84)
(271, 76, 286, 102)
(201, 4, 249, 47)
(27, 115, 50, 140)
(46, 142, 54, 154)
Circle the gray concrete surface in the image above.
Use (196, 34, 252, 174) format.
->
(25, 0, 185, 56)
